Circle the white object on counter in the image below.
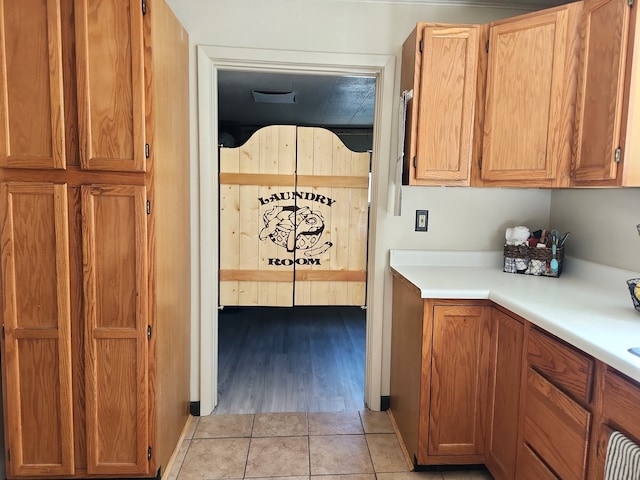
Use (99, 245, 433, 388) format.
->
(389, 249, 640, 386)
(505, 225, 530, 246)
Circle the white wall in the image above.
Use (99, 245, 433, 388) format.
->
(167, 1, 531, 53)
(388, 186, 551, 251)
(163, 0, 567, 404)
(550, 189, 640, 272)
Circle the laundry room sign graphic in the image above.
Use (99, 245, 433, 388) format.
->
(258, 191, 334, 266)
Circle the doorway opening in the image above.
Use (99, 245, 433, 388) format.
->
(216, 71, 374, 414)
(196, 45, 395, 415)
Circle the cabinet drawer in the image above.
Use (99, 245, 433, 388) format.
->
(522, 368, 590, 480)
(527, 328, 594, 403)
(602, 369, 640, 443)
(516, 444, 559, 480)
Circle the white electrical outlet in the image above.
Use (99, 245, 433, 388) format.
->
(415, 210, 428, 232)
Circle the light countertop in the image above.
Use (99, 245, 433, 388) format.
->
(390, 250, 640, 384)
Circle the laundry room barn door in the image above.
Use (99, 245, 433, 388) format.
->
(219, 125, 369, 306)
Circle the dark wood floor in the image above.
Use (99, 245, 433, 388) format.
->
(214, 306, 366, 414)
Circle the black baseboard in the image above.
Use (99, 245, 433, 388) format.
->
(189, 401, 201, 416)
(380, 395, 390, 411)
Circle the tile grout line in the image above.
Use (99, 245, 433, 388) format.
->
(243, 414, 257, 479)
(307, 413, 311, 478)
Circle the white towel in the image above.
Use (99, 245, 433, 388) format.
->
(505, 226, 530, 246)
(605, 431, 640, 480)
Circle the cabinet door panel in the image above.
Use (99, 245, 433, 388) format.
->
(414, 26, 478, 184)
(82, 184, 149, 475)
(75, 0, 145, 172)
(602, 370, 640, 444)
(0, 182, 74, 476)
(573, 0, 631, 183)
(482, 7, 575, 184)
(486, 309, 523, 480)
(429, 305, 490, 456)
(0, 0, 66, 169)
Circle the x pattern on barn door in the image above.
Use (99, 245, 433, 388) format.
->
(219, 125, 370, 306)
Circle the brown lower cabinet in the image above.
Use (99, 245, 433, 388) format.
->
(517, 444, 559, 480)
(518, 328, 593, 480)
(427, 304, 491, 461)
(390, 271, 640, 480)
(518, 368, 590, 479)
(590, 367, 640, 478)
(390, 275, 492, 466)
(486, 308, 524, 480)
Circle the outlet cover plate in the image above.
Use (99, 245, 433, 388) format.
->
(415, 210, 428, 232)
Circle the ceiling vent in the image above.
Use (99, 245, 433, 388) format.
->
(251, 90, 297, 104)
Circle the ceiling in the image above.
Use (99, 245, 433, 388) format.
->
(217, 71, 377, 130)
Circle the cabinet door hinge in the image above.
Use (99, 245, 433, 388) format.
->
(2, 324, 4, 339)
(615, 147, 622, 163)
(145, 143, 150, 158)
(485, 39, 489, 53)
(147, 325, 152, 340)
(629, 0, 634, 7)
(478, 157, 483, 170)
(142, 0, 147, 15)
(148, 446, 152, 460)
(419, 39, 424, 53)
(146, 200, 151, 215)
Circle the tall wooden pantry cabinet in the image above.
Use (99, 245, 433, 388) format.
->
(0, 0, 191, 478)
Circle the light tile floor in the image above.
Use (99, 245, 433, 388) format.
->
(164, 411, 493, 480)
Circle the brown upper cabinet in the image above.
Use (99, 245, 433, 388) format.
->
(0, 1, 66, 169)
(75, 0, 146, 172)
(477, 3, 582, 187)
(401, 23, 482, 186)
(401, 0, 640, 189)
(572, 0, 639, 186)
(0, 0, 146, 172)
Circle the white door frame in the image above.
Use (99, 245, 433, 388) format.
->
(196, 45, 395, 415)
